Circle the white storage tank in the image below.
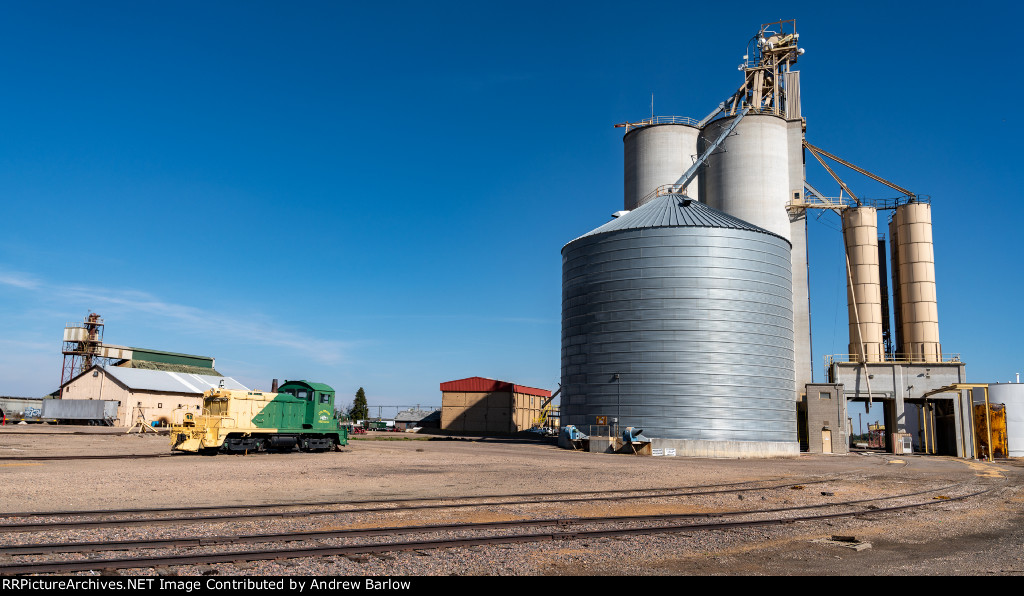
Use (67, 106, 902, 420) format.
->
(988, 382, 1024, 457)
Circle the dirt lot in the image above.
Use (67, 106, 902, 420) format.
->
(1, 426, 1022, 576)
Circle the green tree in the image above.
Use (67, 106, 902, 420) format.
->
(349, 387, 369, 421)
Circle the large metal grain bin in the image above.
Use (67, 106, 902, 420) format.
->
(561, 194, 797, 453)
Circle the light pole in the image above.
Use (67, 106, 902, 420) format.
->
(612, 373, 621, 438)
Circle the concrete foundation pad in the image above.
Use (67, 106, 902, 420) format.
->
(585, 437, 615, 453)
(561, 434, 798, 459)
(649, 438, 799, 459)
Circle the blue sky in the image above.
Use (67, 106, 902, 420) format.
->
(1, 1, 1020, 416)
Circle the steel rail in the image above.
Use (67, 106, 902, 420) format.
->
(0, 483, 965, 556)
(0, 453, 177, 462)
(0, 477, 812, 518)
(0, 479, 830, 533)
(0, 431, 130, 436)
(0, 489, 989, 575)
(0, 477, 800, 518)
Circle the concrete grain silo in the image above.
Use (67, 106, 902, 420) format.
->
(623, 122, 700, 210)
(560, 195, 797, 457)
(697, 114, 792, 241)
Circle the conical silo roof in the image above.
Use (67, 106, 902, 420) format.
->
(565, 193, 788, 248)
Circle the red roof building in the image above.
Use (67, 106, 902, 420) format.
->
(439, 377, 553, 434)
(439, 377, 551, 398)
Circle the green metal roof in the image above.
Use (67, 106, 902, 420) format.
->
(121, 360, 222, 376)
(127, 347, 215, 369)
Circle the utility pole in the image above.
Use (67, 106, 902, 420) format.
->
(613, 373, 621, 438)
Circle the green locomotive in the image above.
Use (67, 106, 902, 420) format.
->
(170, 380, 348, 453)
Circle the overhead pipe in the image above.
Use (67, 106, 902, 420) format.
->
(804, 141, 915, 198)
(807, 144, 860, 205)
(674, 107, 750, 194)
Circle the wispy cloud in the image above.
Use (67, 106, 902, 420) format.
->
(0, 270, 42, 290)
(361, 313, 553, 324)
(3, 271, 350, 365)
(0, 337, 52, 352)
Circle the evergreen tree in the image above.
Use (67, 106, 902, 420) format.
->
(349, 387, 369, 421)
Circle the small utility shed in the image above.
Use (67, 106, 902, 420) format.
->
(394, 408, 440, 431)
(58, 365, 248, 427)
(440, 377, 552, 434)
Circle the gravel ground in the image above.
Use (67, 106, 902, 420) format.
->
(1, 426, 1022, 576)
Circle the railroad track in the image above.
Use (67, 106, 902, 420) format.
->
(0, 477, 803, 518)
(0, 486, 989, 575)
(0, 453, 178, 462)
(0, 478, 832, 533)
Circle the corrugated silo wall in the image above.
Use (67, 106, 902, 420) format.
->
(623, 124, 699, 210)
(561, 226, 796, 445)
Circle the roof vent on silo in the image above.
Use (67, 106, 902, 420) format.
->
(611, 210, 630, 218)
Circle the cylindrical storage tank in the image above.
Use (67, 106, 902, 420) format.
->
(561, 195, 797, 453)
(842, 207, 884, 362)
(698, 114, 791, 241)
(987, 383, 1024, 458)
(892, 202, 940, 361)
(623, 123, 700, 211)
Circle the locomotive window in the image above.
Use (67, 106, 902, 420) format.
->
(320, 394, 330, 404)
(297, 391, 309, 400)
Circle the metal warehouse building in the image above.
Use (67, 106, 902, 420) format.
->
(440, 377, 552, 434)
(59, 365, 248, 427)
